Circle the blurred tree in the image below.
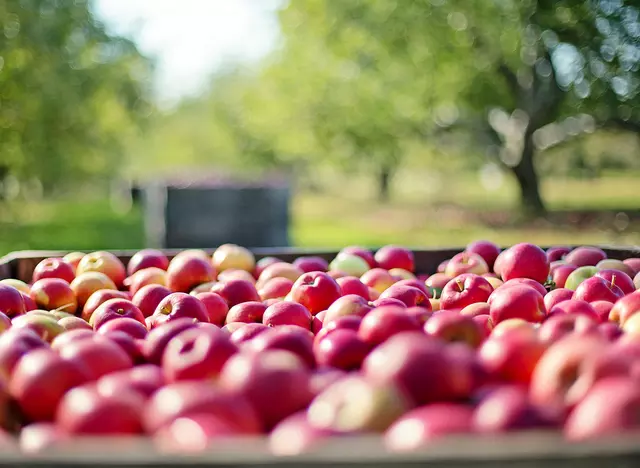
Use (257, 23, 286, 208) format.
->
(0, 0, 152, 194)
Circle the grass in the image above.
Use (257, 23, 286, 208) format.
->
(1, 173, 639, 257)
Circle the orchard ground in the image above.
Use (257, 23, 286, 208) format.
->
(1, 172, 639, 256)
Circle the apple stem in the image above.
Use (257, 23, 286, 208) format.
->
(456, 280, 464, 291)
(611, 274, 617, 289)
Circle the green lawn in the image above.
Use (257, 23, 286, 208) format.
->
(1, 173, 639, 257)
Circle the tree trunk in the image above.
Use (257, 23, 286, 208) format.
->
(511, 129, 546, 218)
(377, 162, 393, 202)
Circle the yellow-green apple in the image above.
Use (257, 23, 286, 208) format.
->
(193, 292, 228, 326)
(484, 276, 504, 289)
(546, 246, 571, 262)
(609, 290, 640, 325)
(573, 275, 624, 304)
(289, 272, 342, 315)
(548, 300, 599, 321)
(385, 403, 474, 452)
(0, 284, 27, 318)
(361, 268, 397, 294)
(70, 272, 117, 309)
(564, 246, 607, 267)
(340, 246, 376, 269)
(538, 313, 598, 344)
(374, 245, 415, 272)
(62, 252, 85, 272)
(76, 251, 126, 288)
(323, 294, 373, 325)
(293, 256, 329, 274)
(210, 279, 260, 308)
(358, 306, 422, 346)
(388, 268, 416, 280)
(262, 301, 312, 330)
(89, 298, 145, 330)
(596, 269, 635, 295)
(132, 284, 171, 318)
(498, 243, 549, 284)
(336, 276, 370, 300)
(82, 289, 130, 322)
(329, 253, 370, 277)
(256, 263, 304, 288)
(466, 240, 501, 270)
(166, 255, 216, 293)
(596, 259, 635, 277)
(488, 285, 545, 324)
(543, 288, 574, 311)
(424, 310, 483, 348)
(439, 274, 493, 311)
(212, 244, 255, 273)
(445, 252, 489, 277)
(153, 293, 209, 324)
(551, 264, 577, 288)
(29, 279, 77, 314)
(225, 301, 266, 324)
(124, 267, 166, 296)
(32, 258, 75, 284)
(126, 249, 169, 276)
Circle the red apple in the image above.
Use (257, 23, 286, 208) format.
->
(127, 249, 169, 276)
(340, 246, 376, 269)
(425, 273, 453, 298)
(592, 300, 614, 323)
(58, 336, 133, 381)
(437, 260, 449, 273)
(254, 257, 282, 279)
(58, 316, 92, 332)
(500, 278, 547, 297)
(70, 272, 117, 309)
(193, 292, 228, 326)
(76, 251, 126, 288)
(538, 313, 598, 344)
(551, 264, 577, 289)
(405, 306, 433, 324)
(543, 288, 574, 312)
(50, 329, 95, 352)
(262, 301, 312, 330)
(385, 403, 474, 452)
(249, 326, 315, 369)
(360, 268, 397, 294)
(256, 263, 304, 288)
(221, 322, 245, 334)
(378, 284, 430, 309)
(144, 381, 261, 434)
(336, 276, 370, 300)
(439, 274, 493, 310)
(29, 278, 77, 314)
(11, 313, 64, 343)
(358, 306, 422, 346)
(62, 252, 85, 271)
(142, 317, 199, 364)
(314, 328, 370, 371)
(489, 285, 545, 324)
(424, 310, 483, 348)
(124, 267, 167, 296)
(596, 269, 635, 295)
(289, 272, 341, 316)
(212, 244, 255, 273)
(56, 383, 144, 434)
(19, 422, 67, 454)
(0, 285, 26, 318)
(479, 330, 547, 385)
(82, 289, 130, 322)
(548, 299, 599, 321)
(460, 302, 491, 318)
(220, 350, 314, 431)
(0, 279, 29, 295)
(609, 290, 640, 325)
(258, 277, 294, 301)
(132, 284, 172, 318)
(225, 301, 266, 324)
(323, 295, 373, 325)
(445, 253, 489, 277)
(499, 243, 549, 284)
(9, 348, 89, 421)
(624, 258, 640, 275)
(574, 276, 624, 304)
(154, 413, 237, 454)
(162, 327, 237, 382)
(269, 411, 339, 456)
(32, 258, 76, 284)
(229, 323, 269, 345)
(374, 245, 414, 272)
(166, 255, 216, 293)
(466, 240, 501, 270)
(210, 279, 260, 308)
(96, 317, 148, 339)
(97, 364, 165, 400)
(473, 314, 493, 340)
(217, 269, 256, 284)
(0, 329, 47, 378)
(90, 298, 145, 329)
(19, 292, 36, 313)
(153, 293, 209, 324)
(292, 256, 329, 273)
(596, 259, 635, 278)
(565, 246, 607, 267)
(546, 246, 571, 262)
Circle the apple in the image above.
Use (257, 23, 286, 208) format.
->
(309, 368, 347, 397)
(229, 323, 269, 345)
(424, 310, 483, 348)
(546, 246, 571, 262)
(127, 249, 169, 276)
(592, 301, 614, 323)
(210, 279, 260, 308)
(166, 255, 216, 293)
(11, 314, 64, 343)
(596, 259, 635, 278)
(50, 329, 95, 352)
(314, 329, 370, 371)
(307, 374, 410, 433)
(124, 267, 167, 296)
(500, 278, 547, 297)
(473, 315, 493, 340)
(58, 316, 93, 332)
(489, 319, 537, 340)
(249, 326, 315, 369)
(374, 245, 414, 272)
(9, 348, 89, 421)
(543, 288, 573, 312)
(360, 268, 397, 295)
(393, 279, 430, 297)
(622, 312, 640, 336)
(335, 276, 370, 300)
(142, 317, 199, 364)
(596, 269, 635, 295)
(153, 293, 209, 324)
(162, 326, 237, 382)
(62, 252, 85, 271)
(192, 292, 228, 326)
(32, 258, 75, 284)
(254, 257, 283, 279)
(425, 273, 452, 299)
(465, 240, 501, 270)
(256, 263, 304, 288)
(16, 292, 33, 313)
(0, 329, 47, 379)
(82, 290, 130, 322)
(211, 244, 255, 273)
(96, 317, 148, 339)
(258, 277, 294, 301)
(0, 312, 10, 335)
(609, 291, 640, 325)
(623, 258, 640, 275)
(220, 350, 314, 431)
(404, 306, 433, 324)
(473, 385, 558, 433)
(564, 246, 607, 267)
(76, 251, 126, 288)
(90, 298, 146, 329)
(445, 253, 489, 277)
(377, 284, 430, 311)
(460, 302, 490, 318)
(154, 413, 238, 454)
(29, 278, 77, 314)
(385, 403, 474, 452)
(70, 272, 117, 309)
(498, 243, 549, 284)
(56, 383, 144, 434)
(538, 313, 598, 344)
(189, 282, 217, 295)
(358, 306, 422, 346)
(58, 336, 133, 381)
(289, 272, 342, 315)
(339, 246, 376, 269)
(97, 364, 165, 400)
(0, 284, 26, 318)
(217, 269, 256, 285)
(564, 377, 640, 441)
(548, 300, 599, 321)
(573, 275, 624, 304)
(479, 329, 547, 384)
(439, 274, 493, 311)
(262, 301, 312, 330)
(489, 285, 545, 324)
(269, 411, 339, 456)
(329, 254, 370, 277)
(315, 316, 363, 346)
(551, 264, 578, 289)
(19, 423, 68, 454)
(224, 301, 267, 325)
(0, 279, 30, 295)
(635, 272, 640, 290)
(292, 256, 329, 273)
(132, 284, 172, 318)
(144, 380, 261, 434)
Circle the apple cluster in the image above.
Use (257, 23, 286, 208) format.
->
(0, 242, 639, 454)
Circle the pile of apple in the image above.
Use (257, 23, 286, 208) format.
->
(0, 242, 639, 455)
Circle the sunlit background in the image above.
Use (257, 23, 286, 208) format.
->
(1, 0, 639, 254)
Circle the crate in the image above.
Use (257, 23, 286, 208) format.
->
(0, 245, 639, 467)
